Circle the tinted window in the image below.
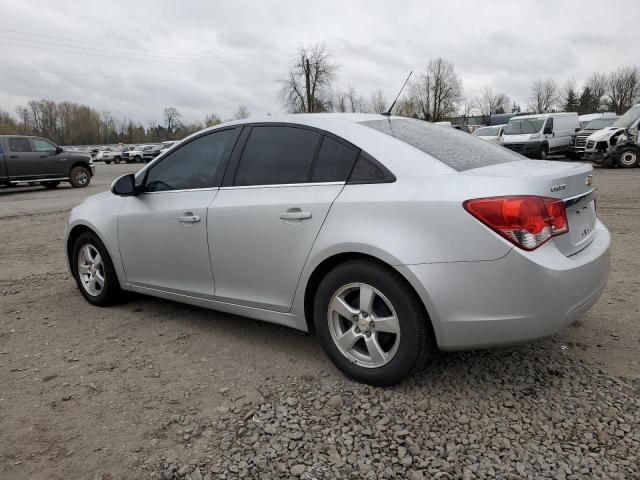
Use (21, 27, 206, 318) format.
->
(9, 138, 32, 152)
(348, 152, 385, 183)
(145, 129, 238, 192)
(31, 138, 57, 152)
(235, 126, 320, 186)
(311, 136, 358, 182)
(361, 118, 518, 172)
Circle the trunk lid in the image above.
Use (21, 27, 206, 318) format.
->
(465, 159, 597, 256)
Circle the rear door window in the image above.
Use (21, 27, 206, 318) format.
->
(234, 126, 321, 186)
(310, 136, 358, 182)
(361, 118, 519, 172)
(9, 138, 33, 152)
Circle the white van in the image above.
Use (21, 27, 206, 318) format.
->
(500, 112, 581, 159)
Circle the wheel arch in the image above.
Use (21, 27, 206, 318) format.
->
(66, 222, 124, 284)
(302, 251, 438, 344)
(69, 161, 92, 176)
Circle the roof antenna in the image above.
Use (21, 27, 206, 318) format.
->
(382, 71, 413, 116)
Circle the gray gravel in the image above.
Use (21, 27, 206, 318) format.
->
(154, 345, 640, 479)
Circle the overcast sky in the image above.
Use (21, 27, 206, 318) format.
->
(0, 0, 637, 124)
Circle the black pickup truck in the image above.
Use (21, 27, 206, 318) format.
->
(0, 135, 95, 188)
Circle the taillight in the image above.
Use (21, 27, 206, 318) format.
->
(463, 196, 569, 251)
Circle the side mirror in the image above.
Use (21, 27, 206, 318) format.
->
(111, 173, 137, 196)
(543, 126, 553, 135)
(56, 146, 64, 154)
(575, 127, 581, 132)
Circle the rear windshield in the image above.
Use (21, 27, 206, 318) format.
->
(475, 126, 500, 136)
(360, 118, 518, 172)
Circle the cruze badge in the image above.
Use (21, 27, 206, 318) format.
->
(550, 184, 566, 192)
(585, 175, 593, 187)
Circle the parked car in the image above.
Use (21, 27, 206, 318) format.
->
(65, 114, 610, 386)
(568, 116, 619, 159)
(100, 148, 124, 164)
(160, 141, 178, 151)
(473, 124, 506, 144)
(122, 145, 147, 163)
(501, 112, 581, 159)
(0, 135, 94, 188)
(142, 144, 163, 162)
(583, 104, 640, 168)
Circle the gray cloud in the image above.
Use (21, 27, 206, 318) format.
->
(0, 0, 637, 123)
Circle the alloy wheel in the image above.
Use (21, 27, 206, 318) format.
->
(77, 244, 105, 296)
(327, 282, 401, 368)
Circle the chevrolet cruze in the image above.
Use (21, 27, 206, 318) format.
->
(65, 114, 611, 385)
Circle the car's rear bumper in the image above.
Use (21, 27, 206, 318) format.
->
(400, 220, 611, 350)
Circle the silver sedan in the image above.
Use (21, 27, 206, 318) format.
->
(65, 114, 611, 385)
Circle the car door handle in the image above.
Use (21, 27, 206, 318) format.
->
(177, 214, 201, 223)
(279, 209, 312, 220)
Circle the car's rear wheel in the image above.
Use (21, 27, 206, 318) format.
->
(41, 181, 60, 189)
(69, 166, 91, 188)
(114, 156, 121, 164)
(134, 155, 141, 163)
(71, 232, 121, 306)
(313, 259, 433, 386)
(617, 148, 639, 168)
(105, 160, 111, 164)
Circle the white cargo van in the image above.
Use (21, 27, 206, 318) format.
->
(500, 112, 581, 159)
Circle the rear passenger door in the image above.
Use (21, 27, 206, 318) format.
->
(208, 125, 359, 312)
(5, 137, 40, 179)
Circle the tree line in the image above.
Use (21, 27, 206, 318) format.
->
(0, 101, 251, 146)
(280, 44, 640, 123)
(1, 42, 638, 145)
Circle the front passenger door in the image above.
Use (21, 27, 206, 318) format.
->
(30, 137, 68, 177)
(117, 128, 241, 297)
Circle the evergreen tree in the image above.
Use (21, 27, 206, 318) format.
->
(563, 88, 579, 112)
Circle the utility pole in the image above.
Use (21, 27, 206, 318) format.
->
(305, 58, 312, 113)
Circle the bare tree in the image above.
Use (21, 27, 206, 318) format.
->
(163, 107, 182, 138)
(585, 73, 608, 112)
(279, 43, 339, 113)
(369, 89, 387, 114)
(346, 85, 366, 113)
(411, 58, 463, 121)
(474, 86, 511, 121)
(233, 105, 251, 120)
(204, 113, 222, 127)
(528, 79, 558, 113)
(607, 66, 639, 114)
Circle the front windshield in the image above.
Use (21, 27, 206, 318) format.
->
(504, 117, 545, 135)
(612, 105, 640, 129)
(585, 118, 618, 130)
(475, 126, 500, 136)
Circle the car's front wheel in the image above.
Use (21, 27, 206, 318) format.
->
(71, 232, 121, 306)
(313, 259, 433, 386)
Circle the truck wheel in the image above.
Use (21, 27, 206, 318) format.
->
(134, 155, 141, 163)
(114, 156, 122, 164)
(42, 181, 60, 189)
(105, 160, 111, 165)
(69, 166, 91, 188)
(617, 148, 639, 168)
(539, 145, 548, 160)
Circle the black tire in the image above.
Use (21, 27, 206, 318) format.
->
(616, 148, 640, 168)
(69, 166, 91, 188)
(114, 156, 122, 164)
(41, 181, 60, 189)
(313, 259, 433, 386)
(538, 145, 548, 160)
(105, 160, 111, 165)
(566, 152, 577, 161)
(134, 155, 141, 163)
(71, 231, 121, 306)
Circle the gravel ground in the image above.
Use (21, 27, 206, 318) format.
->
(1, 163, 639, 479)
